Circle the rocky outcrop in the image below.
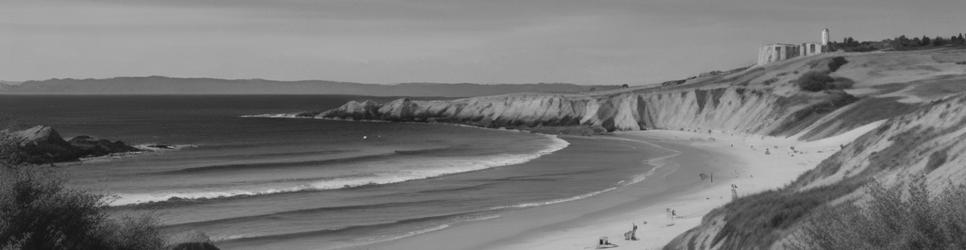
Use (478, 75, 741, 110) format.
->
(0, 125, 140, 165)
(67, 135, 141, 157)
(313, 87, 856, 137)
(167, 231, 220, 250)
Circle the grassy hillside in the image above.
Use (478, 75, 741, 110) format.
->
(665, 48, 966, 249)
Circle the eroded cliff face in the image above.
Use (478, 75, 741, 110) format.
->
(311, 87, 855, 137)
(665, 94, 966, 250)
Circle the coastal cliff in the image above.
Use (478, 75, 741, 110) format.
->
(310, 87, 855, 138)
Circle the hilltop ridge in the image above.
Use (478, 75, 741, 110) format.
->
(0, 76, 616, 97)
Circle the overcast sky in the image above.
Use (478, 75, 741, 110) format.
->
(2, 0, 965, 84)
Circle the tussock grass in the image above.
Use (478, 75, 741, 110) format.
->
(707, 183, 861, 249)
(789, 176, 966, 250)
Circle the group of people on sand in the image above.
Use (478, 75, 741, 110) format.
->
(596, 208, 685, 249)
(596, 222, 645, 249)
(697, 172, 714, 183)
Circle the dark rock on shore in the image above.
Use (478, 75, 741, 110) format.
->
(67, 135, 140, 157)
(169, 241, 220, 250)
(167, 231, 221, 250)
(1, 125, 140, 165)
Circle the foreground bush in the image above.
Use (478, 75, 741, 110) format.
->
(0, 165, 165, 250)
(792, 177, 966, 250)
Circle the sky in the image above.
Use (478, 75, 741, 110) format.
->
(2, 0, 965, 85)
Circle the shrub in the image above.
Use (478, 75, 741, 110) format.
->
(796, 72, 836, 91)
(790, 176, 966, 250)
(0, 165, 165, 250)
(828, 57, 848, 72)
(830, 77, 855, 90)
(762, 78, 779, 86)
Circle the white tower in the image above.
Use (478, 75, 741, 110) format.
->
(821, 28, 830, 46)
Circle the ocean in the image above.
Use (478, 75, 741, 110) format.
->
(0, 95, 659, 249)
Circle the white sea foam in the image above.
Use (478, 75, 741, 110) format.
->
(110, 135, 570, 206)
(134, 143, 198, 151)
(368, 224, 451, 244)
(348, 213, 501, 249)
(488, 186, 619, 210)
(484, 136, 676, 211)
(240, 113, 301, 118)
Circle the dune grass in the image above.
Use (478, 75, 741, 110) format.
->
(707, 182, 861, 249)
(789, 176, 966, 250)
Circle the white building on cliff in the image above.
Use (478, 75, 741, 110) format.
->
(757, 29, 830, 65)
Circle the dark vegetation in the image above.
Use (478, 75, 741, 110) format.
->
(0, 133, 164, 250)
(790, 177, 966, 250)
(0, 129, 217, 250)
(832, 33, 966, 52)
(706, 182, 862, 249)
(0, 167, 165, 250)
(827, 56, 848, 72)
(797, 57, 853, 92)
(1, 126, 140, 165)
(797, 72, 837, 92)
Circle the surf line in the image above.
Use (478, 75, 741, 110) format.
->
(487, 134, 683, 211)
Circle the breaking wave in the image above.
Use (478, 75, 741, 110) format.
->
(110, 135, 569, 206)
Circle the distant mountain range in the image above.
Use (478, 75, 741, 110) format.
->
(0, 76, 616, 97)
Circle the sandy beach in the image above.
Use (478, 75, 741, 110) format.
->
(369, 123, 882, 250)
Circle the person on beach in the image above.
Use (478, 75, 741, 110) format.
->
(632, 223, 638, 240)
(623, 223, 638, 240)
(731, 184, 739, 200)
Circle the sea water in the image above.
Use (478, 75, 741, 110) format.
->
(0, 95, 658, 249)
